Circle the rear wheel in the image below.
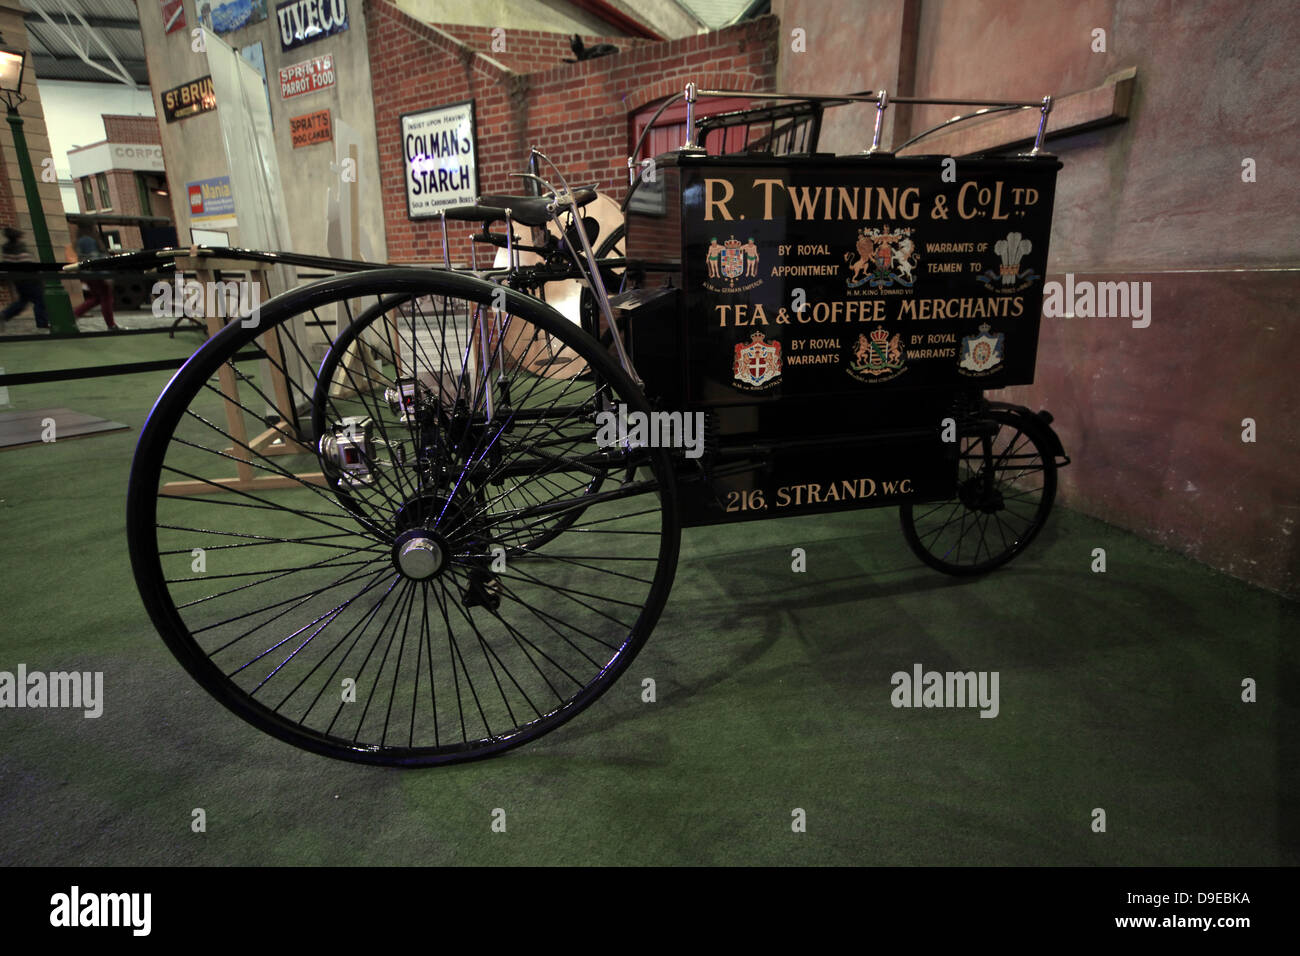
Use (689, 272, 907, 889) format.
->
(899, 406, 1057, 575)
(595, 223, 625, 263)
(313, 288, 609, 554)
(127, 269, 680, 766)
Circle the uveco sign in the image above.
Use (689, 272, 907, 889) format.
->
(275, 0, 348, 51)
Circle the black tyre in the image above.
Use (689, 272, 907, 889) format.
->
(899, 406, 1057, 575)
(127, 268, 680, 766)
(594, 223, 625, 262)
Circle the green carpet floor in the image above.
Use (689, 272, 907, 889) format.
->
(0, 332, 1295, 865)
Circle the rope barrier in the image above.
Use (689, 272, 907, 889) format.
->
(0, 348, 267, 387)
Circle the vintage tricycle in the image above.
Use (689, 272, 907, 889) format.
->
(124, 86, 1069, 765)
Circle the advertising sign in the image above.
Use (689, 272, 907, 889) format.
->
(678, 158, 1061, 403)
(290, 109, 332, 148)
(211, 0, 267, 33)
(161, 0, 187, 34)
(402, 100, 478, 220)
(275, 0, 349, 51)
(186, 175, 237, 229)
(162, 75, 216, 123)
(279, 54, 335, 99)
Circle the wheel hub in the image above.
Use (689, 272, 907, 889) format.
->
(393, 530, 448, 580)
(958, 474, 1004, 514)
(390, 493, 467, 580)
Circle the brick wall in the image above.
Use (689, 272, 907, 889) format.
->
(107, 171, 139, 215)
(366, 1, 778, 266)
(105, 170, 144, 249)
(105, 114, 161, 249)
(0, 140, 16, 229)
(442, 25, 654, 75)
(102, 115, 162, 145)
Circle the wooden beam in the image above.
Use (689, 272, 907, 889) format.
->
(230, 421, 312, 458)
(161, 473, 329, 496)
(898, 67, 1137, 157)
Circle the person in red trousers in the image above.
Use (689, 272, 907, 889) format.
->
(72, 226, 118, 330)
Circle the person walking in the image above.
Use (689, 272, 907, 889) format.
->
(0, 226, 49, 331)
(72, 226, 119, 330)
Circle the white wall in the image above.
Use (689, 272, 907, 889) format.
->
(36, 79, 157, 212)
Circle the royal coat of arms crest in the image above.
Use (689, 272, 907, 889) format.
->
(733, 331, 782, 390)
(846, 327, 906, 382)
(706, 236, 760, 290)
(845, 226, 918, 290)
(721, 238, 746, 280)
(958, 323, 1005, 375)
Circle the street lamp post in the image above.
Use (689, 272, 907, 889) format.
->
(0, 44, 78, 335)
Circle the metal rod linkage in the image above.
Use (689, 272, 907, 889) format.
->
(438, 212, 451, 269)
(684, 82, 698, 150)
(869, 89, 889, 153)
(1030, 95, 1053, 155)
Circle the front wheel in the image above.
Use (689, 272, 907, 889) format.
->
(127, 268, 681, 766)
(899, 406, 1057, 575)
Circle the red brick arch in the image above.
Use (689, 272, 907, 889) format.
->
(624, 72, 761, 115)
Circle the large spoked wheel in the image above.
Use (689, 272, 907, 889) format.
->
(899, 406, 1057, 576)
(127, 269, 680, 766)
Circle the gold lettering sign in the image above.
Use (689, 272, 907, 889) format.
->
(162, 76, 216, 123)
(722, 477, 915, 513)
(702, 176, 1041, 223)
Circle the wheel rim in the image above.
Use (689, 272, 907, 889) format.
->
(900, 408, 1056, 574)
(127, 269, 679, 765)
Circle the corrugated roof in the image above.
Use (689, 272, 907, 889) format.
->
(23, 0, 147, 86)
(675, 0, 761, 29)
